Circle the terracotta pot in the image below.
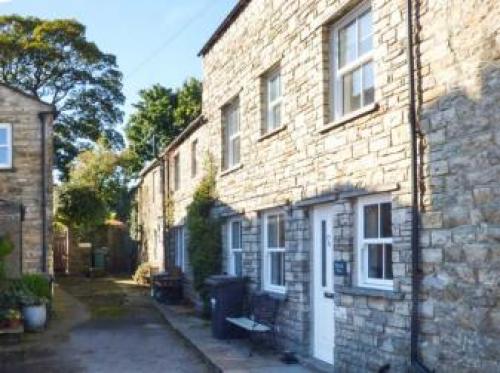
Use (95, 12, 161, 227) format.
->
(22, 304, 47, 331)
(8, 319, 22, 329)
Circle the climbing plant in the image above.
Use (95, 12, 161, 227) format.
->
(0, 235, 14, 281)
(186, 154, 222, 312)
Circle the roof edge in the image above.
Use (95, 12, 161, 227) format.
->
(138, 159, 160, 178)
(137, 114, 207, 180)
(160, 114, 207, 157)
(198, 0, 252, 57)
(0, 82, 56, 111)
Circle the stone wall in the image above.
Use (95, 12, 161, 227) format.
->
(136, 162, 165, 271)
(0, 85, 54, 275)
(134, 0, 500, 370)
(416, 0, 500, 370)
(198, 0, 415, 365)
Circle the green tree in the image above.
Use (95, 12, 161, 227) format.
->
(174, 77, 202, 128)
(125, 78, 202, 175)
(56, 183, 107, 237)
(56, 141, 130, 235)
(68, 141, 128, 217)
(0, 15, 124, 178)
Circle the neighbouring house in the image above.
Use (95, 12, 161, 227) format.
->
(133, 0, 500, 371)
(0, 83, 56, 277)
(134, 159, 165, 272)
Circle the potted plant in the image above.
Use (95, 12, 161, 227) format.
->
(20, 293, 48, 332)
(0, 308, 22, 329)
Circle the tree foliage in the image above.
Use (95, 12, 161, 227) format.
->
(56, 141, 129, 236)
(67, 140, 129, 218)
(185, 155, 221, 311)
(0, 15, 124, 178)
(56, 183, 107, 236)
(125, 78, 202, 175)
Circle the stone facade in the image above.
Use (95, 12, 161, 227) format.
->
(134, 0, 500, 371)
(0, 84, 55, 276)
(415, 0, 500, 371)
(135, 160, 165, 271)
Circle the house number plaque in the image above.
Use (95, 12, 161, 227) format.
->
(334, 260, 348, 276)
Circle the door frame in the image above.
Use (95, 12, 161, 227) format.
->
(310, 203, 335, 365)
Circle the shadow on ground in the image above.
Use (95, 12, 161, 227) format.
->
(0, 276, 209, 373)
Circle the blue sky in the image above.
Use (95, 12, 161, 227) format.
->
(0, 0, 236, 123)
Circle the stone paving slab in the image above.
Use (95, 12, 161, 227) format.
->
(153, 302, 316, 373)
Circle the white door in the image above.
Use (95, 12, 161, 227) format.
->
(313, 205, 335, 364)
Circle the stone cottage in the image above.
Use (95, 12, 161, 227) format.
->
(134, 0, 500, 371)
(0, 83, 55, 277)
(134, 159, 165, 271)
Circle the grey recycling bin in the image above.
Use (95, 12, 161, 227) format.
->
(205, 275, 247, 339)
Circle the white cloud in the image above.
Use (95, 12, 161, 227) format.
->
(0, 0, 12, 3)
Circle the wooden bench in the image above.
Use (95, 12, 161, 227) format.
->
(226, 292, 282, 356)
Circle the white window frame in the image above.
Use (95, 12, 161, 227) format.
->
(222, 100, 240, 170)
(227, 218, 243, 277)
(0, 123, 13, 169)
(173, 153, 180, 191)
(330, 1, 374, 120)
(262, 211, 286, 294)
(265, 69, 282, 133)
(357, 194, 393, 290)
(174, 226, 185, 271)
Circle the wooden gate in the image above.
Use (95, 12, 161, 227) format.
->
(53, 230, 69, 274)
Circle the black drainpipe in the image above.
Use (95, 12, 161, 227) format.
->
(38, 112, 48, 273)
(19, 203, 24, 274)
(407, 1, 431, 372)
(38, 110, 56, 274)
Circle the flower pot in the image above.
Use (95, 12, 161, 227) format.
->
(8, 319, 22, 329)
(22, 304, 47, 331)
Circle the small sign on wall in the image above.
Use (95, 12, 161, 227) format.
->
(334, 260, 348, 276)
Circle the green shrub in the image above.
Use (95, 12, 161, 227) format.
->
(186, 155, 222, 314)
(0, 276, 50, 308)
(20, 274, 51, 300)
(0, 235, 14, 280)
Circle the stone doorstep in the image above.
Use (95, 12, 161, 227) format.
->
(153, 301, 316, 373)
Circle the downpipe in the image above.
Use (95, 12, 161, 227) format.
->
(406, 0, 432, 372)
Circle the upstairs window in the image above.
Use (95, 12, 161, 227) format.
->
(174, 154, 180, 191)
(0, 123, 12, 169)
(264, 69, 282, 133)
(222, 99, 240, 170)
(263, 211, 286, 293)
(358, 194, 393, 289)
(191, 139, 198, 178)
(331, 2, 374, 119)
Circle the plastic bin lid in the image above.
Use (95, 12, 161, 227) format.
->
(205, 275, 245, 286)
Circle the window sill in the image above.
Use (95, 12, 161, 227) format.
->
(0, 166, 14, 172)
(263, 288, 287, 301)
(318, 103, 379, 134)
(220, 163, 243, 177)
(334, 285, 403, 300)
(257, 124, 287, 142)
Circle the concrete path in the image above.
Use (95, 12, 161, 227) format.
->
(154, 302, 316, 373)
(0, 276, 209, 373)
